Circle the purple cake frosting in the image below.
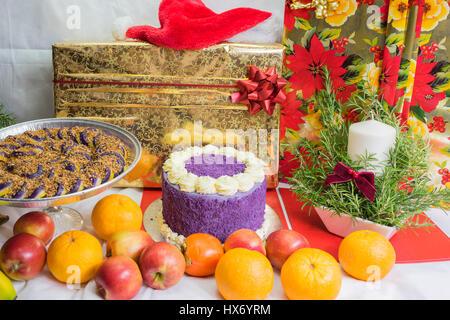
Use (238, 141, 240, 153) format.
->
(184, 154, 246, 178)
(161, 155, 266, 242)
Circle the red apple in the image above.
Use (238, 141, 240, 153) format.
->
(265, 229, 310, 270)
(95, 256, 143, 300)
(0, 233, 46, 280)
(223, 229, 266, 255)
(139, 242, 185, 290)
(106, 230, 154, 262)
(13, 211, 55, 245)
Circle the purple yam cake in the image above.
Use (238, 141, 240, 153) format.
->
(161, 145, 266, 242)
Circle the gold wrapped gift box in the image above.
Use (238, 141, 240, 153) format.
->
(53, 41, 284, 188)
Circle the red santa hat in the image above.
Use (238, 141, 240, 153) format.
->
(123, 0, 272, 50)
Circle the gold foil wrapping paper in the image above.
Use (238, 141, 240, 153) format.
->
(53, 41, 284, 188)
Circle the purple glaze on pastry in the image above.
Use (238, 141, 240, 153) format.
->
(161, 170, 266, 243)
(184, 155, 246, 179)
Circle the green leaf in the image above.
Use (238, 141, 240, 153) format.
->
(282, 68, 295, 80)
(301, 27, 317, 47)
(430, 61, 450, 76)
(318, 28, 341, 41)
(399, 57, 411, 70)
(418, 33, 432, 46)
(341, 54, 363, 68)
(363, 38, 373, 46)
(434, 160, 447, 168)
(283, 38, 295, 56)
(411, 105, 427, 123)
(429, 75, 450, 92)
(295, 17, 313, 30)
(342, 65, 366, 85)
(397, 62, 410, 88)
(372, 37, 379, 46)
(286, 127, 301, 139)
(385, 33, 404, 46)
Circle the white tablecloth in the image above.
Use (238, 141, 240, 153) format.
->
(1, 186, 449, 300)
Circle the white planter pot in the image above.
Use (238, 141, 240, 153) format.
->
(315, 207, 398, 239)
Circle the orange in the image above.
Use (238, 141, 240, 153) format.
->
(124, 151, 158, 182)
(281, 248, 342, 300)
(91, 194, 143, 240)
(215, 248, 273, 300)
(47, 230, 103, 284)
(338, 230, 396, 281)
(184, 233, 224, 277)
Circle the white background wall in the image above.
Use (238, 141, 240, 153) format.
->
(0, 0, 284, 123)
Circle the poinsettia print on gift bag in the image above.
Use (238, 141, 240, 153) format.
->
(281, 0, 449, 190)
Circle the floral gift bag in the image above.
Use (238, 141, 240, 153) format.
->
(281, 0, 449, 190)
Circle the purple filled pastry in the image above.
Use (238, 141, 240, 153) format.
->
(161, 146, 266, 243)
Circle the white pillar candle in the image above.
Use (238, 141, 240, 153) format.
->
(348, 119, 396, 174)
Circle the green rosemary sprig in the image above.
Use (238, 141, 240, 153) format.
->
(286, 68, 449, 228)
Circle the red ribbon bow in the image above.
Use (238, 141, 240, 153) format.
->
(231, 65, 287, 115)
(325, 162, 377, 202)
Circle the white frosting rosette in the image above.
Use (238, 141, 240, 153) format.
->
(233, 173, 255, 192)
(195, 176, 217, 194)
(178, 173, 198, 192)
(167, 166, 188, 184)
(215, 176, 239, 196)
(163, 145, 266, 196)
(244, 165, 265, 183)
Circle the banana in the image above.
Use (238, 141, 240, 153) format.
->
(0, 270, 17, 300)
(0, 213, 9, 225)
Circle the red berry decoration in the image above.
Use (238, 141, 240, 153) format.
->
(431, 42, 438, 52)
(428, 117, 447, 133)
(374, 55, 381, 63)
